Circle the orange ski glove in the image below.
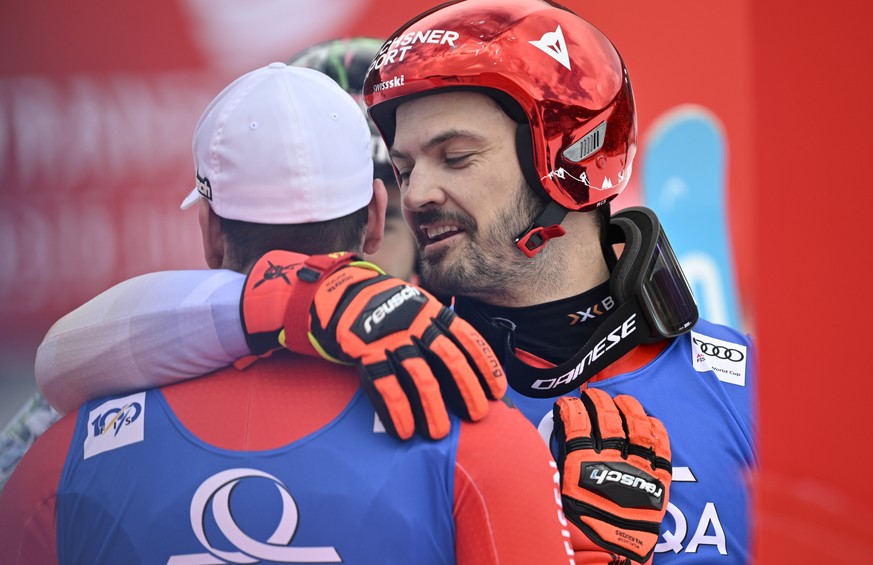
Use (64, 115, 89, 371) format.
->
(553, 389, 672, 563)
(241, 250, 507, 441)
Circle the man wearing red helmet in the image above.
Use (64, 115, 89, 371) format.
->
(363, 1, 756, 563)
(24, 2, 755, 564)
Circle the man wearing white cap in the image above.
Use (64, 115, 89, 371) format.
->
(0, 63, 572, 564)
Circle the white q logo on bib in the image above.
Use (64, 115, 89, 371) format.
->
(168, 468, 341, 564)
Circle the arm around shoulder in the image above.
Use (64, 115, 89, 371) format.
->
(35, 270, 248, 414)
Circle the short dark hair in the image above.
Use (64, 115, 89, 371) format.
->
(219, 206, 369, 272)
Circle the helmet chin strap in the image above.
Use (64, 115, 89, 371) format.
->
(597, 202, 614, 267)
(514, 200, 568, 257)
(512, 121, 570, 257)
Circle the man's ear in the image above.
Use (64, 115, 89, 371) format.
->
(199, 200, 224, 269)
(363, 178, 387, 255)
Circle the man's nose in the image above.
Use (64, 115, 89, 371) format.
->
(402, 165, 447, 211)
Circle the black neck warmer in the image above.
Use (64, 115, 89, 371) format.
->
(453, 281, 615, 365)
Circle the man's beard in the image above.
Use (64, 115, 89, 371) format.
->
(417, 181, 546, 303)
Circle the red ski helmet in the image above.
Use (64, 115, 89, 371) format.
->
(363, 0, 636, 213)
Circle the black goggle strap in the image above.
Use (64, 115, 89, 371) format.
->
(514, 201, 569, 258)
(500, 296, 660, 398)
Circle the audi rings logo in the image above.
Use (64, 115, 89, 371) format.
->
(692, 337, 745, 362)
(168, 468, 342, 564)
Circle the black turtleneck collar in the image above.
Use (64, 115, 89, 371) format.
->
(453, 281, 616, 365)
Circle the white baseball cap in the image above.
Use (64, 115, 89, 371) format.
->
(181, 62, 374, 223)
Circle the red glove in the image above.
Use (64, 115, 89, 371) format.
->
(241, 250, 507, 440)
(553, 389, 672, 563)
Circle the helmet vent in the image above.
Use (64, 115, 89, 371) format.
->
(563, 121, 606, 162)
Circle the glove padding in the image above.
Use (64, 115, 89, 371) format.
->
(553, 390, 672, 563)
(241, 250, 507, 441)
